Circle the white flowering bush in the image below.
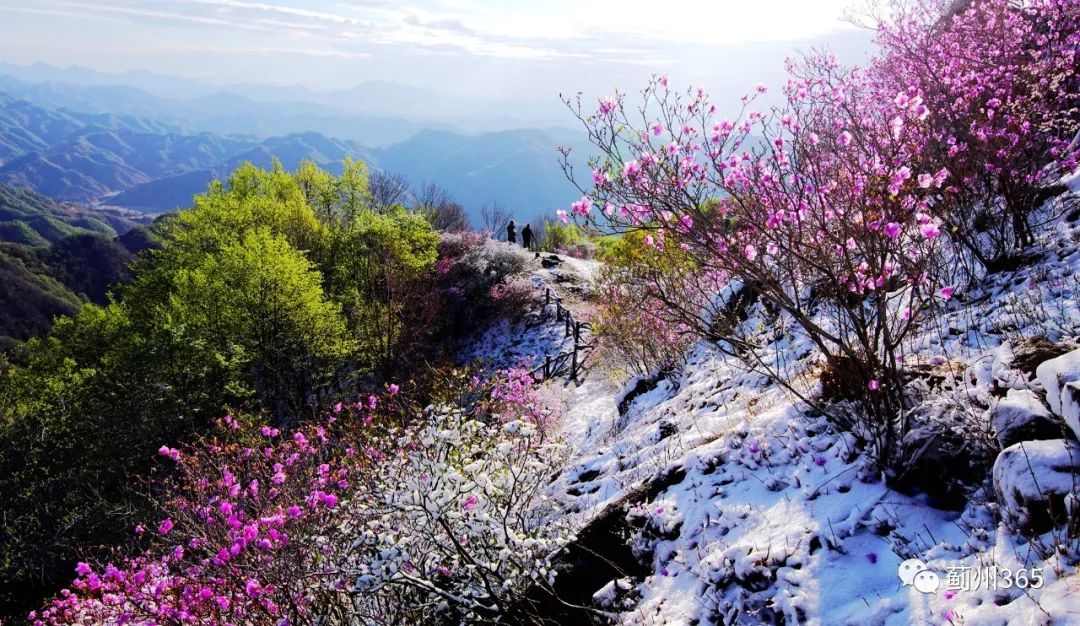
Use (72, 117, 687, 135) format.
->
(348, 409, 570, 624)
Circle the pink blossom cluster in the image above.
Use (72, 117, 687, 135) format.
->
(478, 367, 558, 428)
(32, 406, 386, 625)
(871, 0, 1080, 258)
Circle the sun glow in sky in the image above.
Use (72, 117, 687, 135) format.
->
(0, 0, 873, 118)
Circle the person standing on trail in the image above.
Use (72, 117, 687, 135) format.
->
(521, 223, 533, 250)
(506, 219, 517, 244)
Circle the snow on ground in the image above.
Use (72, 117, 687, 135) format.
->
(464, 184, 1080, 625)
(457, 248, 599, 374)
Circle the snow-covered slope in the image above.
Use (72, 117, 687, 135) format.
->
(470, 177, 1080, 624)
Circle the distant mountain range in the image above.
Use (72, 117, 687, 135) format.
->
(0, 63, 574, 133)
(0, 83, 586, 224)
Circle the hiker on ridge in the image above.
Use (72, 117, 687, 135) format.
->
(521, 223, 533, 250)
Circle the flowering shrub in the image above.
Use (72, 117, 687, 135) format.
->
(349, 410, 570, 624)
(561, 52, 963, 467)
(591, 231, 698, 375)
(436, 231, 530, 334)
(480, 366, 562, 428)
(33, 372, 569, 625)
(869, 0, 1080, 267)
(488, 276, 537, 320)
(31, 409, 381, 625)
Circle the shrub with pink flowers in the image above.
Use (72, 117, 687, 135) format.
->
(30, 407, 385, 626)
(558, 0, 1078, 469)
(436, 231, 532, 334)
(591, 231, 699, 376)
(561, 51, 964, 467)
(31, 372, 571, 625)
(867, 0, 1080, 268)
(488, 276, 537, 320)
(481, 366, 562, 428)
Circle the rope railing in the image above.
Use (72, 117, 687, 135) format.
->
(530, 288, 594, 382)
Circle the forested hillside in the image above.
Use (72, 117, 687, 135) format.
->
(0, 184, 151, 349)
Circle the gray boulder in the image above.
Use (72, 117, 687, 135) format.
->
(992, 439, 1080, 536)
(1035, 348, 1080, 441)
(991, 389, 1062, 449)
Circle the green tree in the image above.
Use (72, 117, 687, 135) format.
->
(0, 159, 430, 619)
(324, 207, 439, 377)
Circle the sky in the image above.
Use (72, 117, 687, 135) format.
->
(0, 0, 876, 123)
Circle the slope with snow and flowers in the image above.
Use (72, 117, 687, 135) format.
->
(458, 245, 600, 374)
(477, 173, 1080, 625)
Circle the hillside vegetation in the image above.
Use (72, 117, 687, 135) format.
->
(0, 184, 151, 349)
(2, 0, 1079, 625)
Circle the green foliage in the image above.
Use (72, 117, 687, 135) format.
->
(323, 206, 439, 375)
(0, 159, 438, 618)
(0, 184, 145, 245)
(0, 184, 151, 349)
(0, 250, 83, 349)
(539, 218, 581, 252)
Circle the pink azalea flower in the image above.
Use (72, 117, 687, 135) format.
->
(388, 383, 399, 396)
(884, 222, 902, 239)
(158, 445, 180, 461)
(157, 519, 173, 535)
(939, 285, 955, 300)
(244, 579, 261, 598)
(571, 196, 592, 217)
(868, 379, 881, 390)
(556, 210, 569, 224)
(463, 494, 478, 511)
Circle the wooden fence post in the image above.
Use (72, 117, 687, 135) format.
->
(571, 347, 578, 381)
(544, 355, 551, 379)
(546, 288, 551, 306)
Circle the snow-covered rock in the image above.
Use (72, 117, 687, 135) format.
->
(1035, 348, 1080, 440)
(992, 438, 1080, 536)
(991, 388, 1062, 448)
